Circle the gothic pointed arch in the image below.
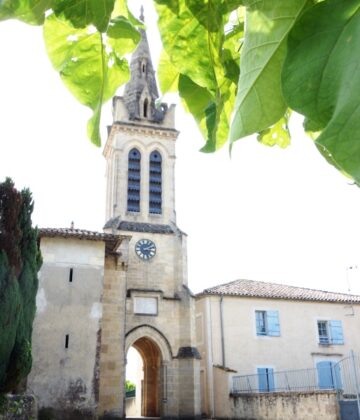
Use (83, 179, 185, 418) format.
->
(149, 150, 162, 214)
(127, 148, 141, 212)
(125, 324, 173, 361)
(126, 335, 163, 417)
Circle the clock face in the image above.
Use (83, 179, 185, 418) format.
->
(135, 239, 156, 260)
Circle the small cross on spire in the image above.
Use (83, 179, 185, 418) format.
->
(140, 5, 145, 22)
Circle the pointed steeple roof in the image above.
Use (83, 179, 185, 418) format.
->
(123, 12, 165, 123)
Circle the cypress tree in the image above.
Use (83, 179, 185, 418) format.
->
(0, 179, 41, 392)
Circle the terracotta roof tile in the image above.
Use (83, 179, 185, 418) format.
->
(104, 217, 184, 235)
(197, 279, 360, 304)
(38, 228, 126, 255)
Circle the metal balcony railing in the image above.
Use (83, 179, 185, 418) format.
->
(232, 366, 342, 394)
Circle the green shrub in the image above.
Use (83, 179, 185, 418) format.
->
(125, 380, 136, 392)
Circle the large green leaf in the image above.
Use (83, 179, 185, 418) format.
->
(107, 15, 141, 55)
(202, 78, 237, 152)
(43, 13, 133, 146)
(178, 74, 212, 138)
(229, 0, 307, 144)
(222, 19, 242, 84)
(155, 0, 241, 151)
(112, 0, 144, 27)
(155, 0, 218, 94)
(282, 0, 360, 183)
(158, 50, 180, 94)
(257, 111, 291, 149)
(53, 0, 115, 32)
(0, 0, 51, 24)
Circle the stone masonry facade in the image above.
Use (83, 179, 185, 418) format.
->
(28, 17, 201, 420)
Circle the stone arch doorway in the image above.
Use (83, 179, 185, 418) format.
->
(129, 337, 161, 417)
(125, 326, 173, 418)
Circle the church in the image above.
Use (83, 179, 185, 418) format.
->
(28, 22, 201, 420)
(26, 10, 360, 420)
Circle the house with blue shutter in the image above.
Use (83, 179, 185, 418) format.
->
(195, 279, 360, 418)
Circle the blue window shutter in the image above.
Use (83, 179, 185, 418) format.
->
(329, 320, 344, 344)
(267, 311, 280, 336)
(267, 368, 275, 391)
(317, 361, 334, 389)
(333, 362, 342, 390)
(257, 368, 275, 392)
(257, 368, 268, 391)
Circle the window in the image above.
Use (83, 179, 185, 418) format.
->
(69, 268, 73, 283)
(143, 98, 148, 118)
(318, 321, 328, 344)
(149, 151, 162, 214)
(255, 310, 280, 336)
(257, 367, 275, 392)
(127, 148, 141, 212)
(65, 334, 69, 349)
(317, 320, 344, 345)
(141, 60, 146, 75)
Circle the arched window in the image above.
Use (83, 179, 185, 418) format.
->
(149, 151, 162, 214)
(127, 148, 141, 212)
(143, 98, 148, 118)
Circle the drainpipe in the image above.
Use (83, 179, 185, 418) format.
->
(206, 298, 215, 418)
(220, 296, 225, 368)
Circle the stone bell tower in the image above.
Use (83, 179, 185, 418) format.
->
(100, 11, 201, 420)
(104, 20, 177, 227)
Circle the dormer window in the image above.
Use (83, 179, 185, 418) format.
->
(127, 148, 141, 212)
(143, 98, 149, 118)
(149, 151, 162, 214)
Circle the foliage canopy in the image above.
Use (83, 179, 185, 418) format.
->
(0, 179, 42, 392)
(1, 0, 360, 184)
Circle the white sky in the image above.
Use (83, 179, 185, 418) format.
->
(1, 2, 360, 295)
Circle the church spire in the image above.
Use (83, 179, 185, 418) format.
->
(139, 5, 145, 22)
(123, 14, 165, 123)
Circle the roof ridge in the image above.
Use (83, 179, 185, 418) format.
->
(245, 279, 358, 297)
(38, 227, 121, 240)
(40, 227, 110, 233)
(199, 278, 360, 302)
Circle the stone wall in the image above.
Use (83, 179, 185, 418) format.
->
(28, 238, 106, 417)
(0, 395, 37, 420)
(125, 396, 136, 417)
(225, 391, 340, 420)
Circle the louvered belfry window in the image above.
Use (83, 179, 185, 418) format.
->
(149, 150, 162, 214)
(127, 148, 141, 212)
